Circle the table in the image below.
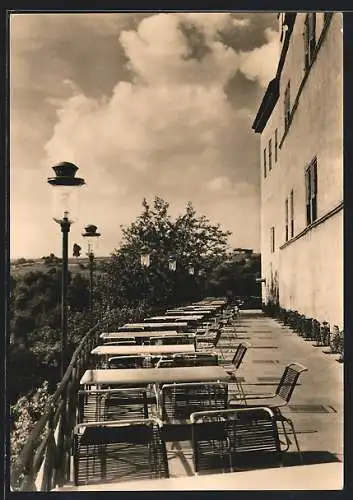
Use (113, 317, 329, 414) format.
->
(119, 322, 188, 331)
(91, 344, 196, 356)
(59, 462, 343, 491)
(80, 366, 231, 386)
(100, 331, 179, 340)
(145, 316, 204, 322)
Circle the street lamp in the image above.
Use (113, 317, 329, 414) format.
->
(82, 224, 101, 320)
(47, 161, 85, 378)
(188, 263, 195, 275)
(168, 255, 177, 272)
(140, 246, 151, 268)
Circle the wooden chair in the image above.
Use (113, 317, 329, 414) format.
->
(73, 418, 169, 485)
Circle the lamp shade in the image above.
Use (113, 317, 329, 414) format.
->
(140, 247, 151, 268)
(82, 224, 101, 255)
(188, 264, 195, 275)
(168, 255, 177, 272)
(47, 162, 85, 223)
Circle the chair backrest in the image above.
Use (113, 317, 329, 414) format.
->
(190, 407, 281, 473)
(172, 353, 219, 367)
(77, 387, 149, 423)
(107, 355, 145, 369)
(150, 335, 193, 345)
(73, 418, 169, 485)
(156, 358, 176, 368)
(275, 362, 308, 402)
(161, 382, 228, 422)
(231, 342, 250, 369)
(103, 336, 136, 344)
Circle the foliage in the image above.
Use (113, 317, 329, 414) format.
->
(102, 197, 231, 308)
(206, 250, 261, 301)
(330, 326, 344, 359)
(10, 381, 52, 467)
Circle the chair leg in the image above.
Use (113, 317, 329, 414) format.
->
(286, 417, 303, 462)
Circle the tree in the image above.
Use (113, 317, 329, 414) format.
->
(101, 197, 231, 308)
(206, 250, 262, 303)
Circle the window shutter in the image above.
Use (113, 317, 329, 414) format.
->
(303, 16, 309, 68)
(305, 169, 311, 203)
(311, 158, 318, 196)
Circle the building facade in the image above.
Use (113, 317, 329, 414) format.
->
(253, 13, 343, 329)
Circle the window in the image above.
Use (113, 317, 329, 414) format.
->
(304, 13, 316, 70)
(285, 198, 289, 242)
(263, 148, 267, 178)
(305, 157, 318, 225)
(268, 139, 272, 171)
(290, 189, 294, 237)
(274, 129, 278, 162)
(270, 226, 275, 253)
(284, 81, 291, 130)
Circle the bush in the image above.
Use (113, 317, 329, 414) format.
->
(330, 326, 344, 359)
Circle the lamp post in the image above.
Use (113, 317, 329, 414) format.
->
(82, 224, 101, 320)
(47, 162, 85, 378)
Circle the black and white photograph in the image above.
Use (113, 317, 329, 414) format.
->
(8, 11, 343, 491)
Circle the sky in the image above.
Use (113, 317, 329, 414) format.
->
(10, 12, 280, 259)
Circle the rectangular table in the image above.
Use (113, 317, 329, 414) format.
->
(62, 462, 343, 491)
(100, 331, 179, 340)
(145, 316, 204, 322)
(119, 322, 189, 331)
(91, 344, 195, 356)
(80, 366, 231, 386)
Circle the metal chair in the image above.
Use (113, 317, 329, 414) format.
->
(160, 382, 228, 423)
(172, 353, 219, 367)
(190, 407, 283, 474)
(107, 355, 145, 369)
(73, 418, 169, 485)
(150, 335, 195, 346)
(103, 338, 136, 345)
(221, 342, 250, 401)
(77, 387, 149, 423)
(196, 327, 222, 348)
(229, 362, 308, 454)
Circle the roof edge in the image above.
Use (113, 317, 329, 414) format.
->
(252, 13, 296, 134)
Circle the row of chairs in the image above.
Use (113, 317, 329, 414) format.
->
(74, 361, 307, 485)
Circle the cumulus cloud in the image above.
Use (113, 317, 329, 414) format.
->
(11, 12, 280, 256)
(239, 28, 280, 87)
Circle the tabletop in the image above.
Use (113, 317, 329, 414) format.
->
(60, 462, 343, 491)
(119, 322, 188, 330)
(91, 344, 195, 356)
(100, 330, 180, 339)
(80, 366, 231, 386)
(145, 316, 204, 321)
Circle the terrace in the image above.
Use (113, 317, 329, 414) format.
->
(10, 300, 343, 491)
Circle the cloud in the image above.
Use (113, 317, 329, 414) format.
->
(239, 28, 280, 87)
(11, 12, 279, 257)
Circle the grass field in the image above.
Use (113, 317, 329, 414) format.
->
(10, 257, 109, 278)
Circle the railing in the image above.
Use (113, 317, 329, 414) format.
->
(10, 321, 102, 491)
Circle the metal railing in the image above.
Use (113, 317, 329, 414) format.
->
(10, 321, 102, 491)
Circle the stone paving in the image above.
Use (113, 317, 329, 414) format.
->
(222, 310, 343, 461)
(166, 309, 343, 477)
(58, 308, 344, 490)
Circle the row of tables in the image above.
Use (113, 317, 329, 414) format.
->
(81, 298, 229, 387)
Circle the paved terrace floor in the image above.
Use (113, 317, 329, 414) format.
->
(58, 309, 344, 491)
